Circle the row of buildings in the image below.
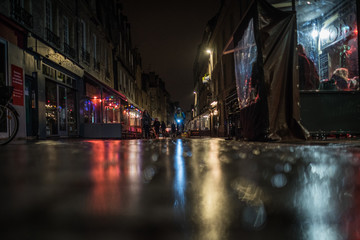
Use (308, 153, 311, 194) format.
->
(190, 0, 360, 140)
(0, 0, 174, 139)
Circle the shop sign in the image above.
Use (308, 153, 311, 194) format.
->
(202, 73, 210, 83)
(11, 64, 24, 106)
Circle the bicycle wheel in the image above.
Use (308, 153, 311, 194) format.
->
(0, 105, 19, 145)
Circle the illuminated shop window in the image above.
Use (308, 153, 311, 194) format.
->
(83, 97, 101, 124)
(84, 82, 101, 123)
(122, 105, 142, 132)
(296, 0, 359, 91)
(103, 94, 121, 124)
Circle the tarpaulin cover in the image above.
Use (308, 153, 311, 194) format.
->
(233, 0, 308, 141)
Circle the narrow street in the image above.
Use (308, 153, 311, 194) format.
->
(1, 138, 360, 239)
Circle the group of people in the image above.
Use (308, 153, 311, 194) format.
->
(297, 44, 359, 91)
(141, 108, 186, 139)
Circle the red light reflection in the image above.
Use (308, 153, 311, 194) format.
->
(85, 140, 143, 215)
(87, 140, 122, 214)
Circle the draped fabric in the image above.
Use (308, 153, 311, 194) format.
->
(233, 0, 308, 141)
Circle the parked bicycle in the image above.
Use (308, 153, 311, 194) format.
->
(0, 86, 19, 145)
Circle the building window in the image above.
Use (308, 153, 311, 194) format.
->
(103, 92, 121, 124)
(119, 32, 122, 54)
(42, 64, 55, 79)
(45, 0, 52, 30)
(63, 16, 69, 45)
(81, 20, 86, 51)
(119, 69, 123, 90)
(84, 82, 101, 123)
(93, 34, 96, 60)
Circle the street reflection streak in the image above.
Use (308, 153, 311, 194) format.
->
(296, 149, 341, 240)
(198, 140, 229, 240)
(88, 141, 121, 214)
(126, 141, 142, 212)
(174, 139, 186, 212)
(128, 141, 142, 181)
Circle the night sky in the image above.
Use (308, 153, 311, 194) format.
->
(120, 0, 221, 110)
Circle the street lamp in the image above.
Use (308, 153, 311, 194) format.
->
(206, 49, 213, 74)
(193, 91, 197, 117)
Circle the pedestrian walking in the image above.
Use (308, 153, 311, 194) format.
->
(153, 118, 161, 138)
(161, 121, 166, 137)
(142, 110, 151, 139)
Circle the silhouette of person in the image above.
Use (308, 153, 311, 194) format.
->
(142, 110, 151, 139)
(153, 118, 160, 138)
(297, 44, 320, 90)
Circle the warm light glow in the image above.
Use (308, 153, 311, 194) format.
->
(210, 101, 218, 107)
(197, 140, 229, 239)
(311, 30, 319, 38)
(320, 29, 330, 39)
(206, 49, 212, 54)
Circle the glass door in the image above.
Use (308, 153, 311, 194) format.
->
(58, 85, 67, 136)
(67, 88, 77, 135)
(45, 80, 68, 136)
(45, 80, 58, 136)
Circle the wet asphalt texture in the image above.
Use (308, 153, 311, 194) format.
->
(0, 138, 360, 240)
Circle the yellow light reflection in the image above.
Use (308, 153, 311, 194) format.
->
(194, 139, 230, 240)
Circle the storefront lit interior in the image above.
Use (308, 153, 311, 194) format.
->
(295, 0, 360, 136)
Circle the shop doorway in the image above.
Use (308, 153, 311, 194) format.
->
(45, 80, 77, 136)
(25, 75, 38, 137)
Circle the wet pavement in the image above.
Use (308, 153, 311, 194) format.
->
(1, 138, 360, 240)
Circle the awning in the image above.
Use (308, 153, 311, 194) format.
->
(125, 98, 143, 112)
(84, 71, 127, 102)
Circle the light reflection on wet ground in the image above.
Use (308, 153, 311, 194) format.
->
(0, 138, 360, 239)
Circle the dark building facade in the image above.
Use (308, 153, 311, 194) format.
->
(0, 0, 173, 140)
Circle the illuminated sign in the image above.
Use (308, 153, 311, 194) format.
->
(202, 74, 210, 83)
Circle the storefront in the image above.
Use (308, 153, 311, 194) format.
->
(82, 72, 127, 139)
(43, 63, 79, 137)
(209, 100, 220, 137)
(189, 112, 211, 137)
(121, 103, 142, 139)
